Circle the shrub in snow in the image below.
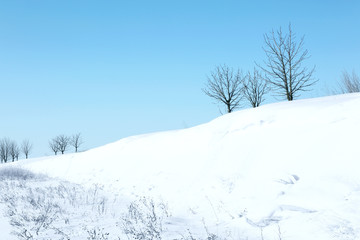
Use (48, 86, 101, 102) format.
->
(9, 200, 62, 239)
(86, 227, 110, 240)
(0, 167, 41, 181)
(120, 197, 170, 240)
(1, 180, 70, 240)
(0, 176, 121, 240)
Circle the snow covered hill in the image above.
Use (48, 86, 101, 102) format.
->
(2, 93, 360, 240)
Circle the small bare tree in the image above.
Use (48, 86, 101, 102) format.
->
(203, 64, 245, 113)
(337, 70, 360, 93)
(49, 139, 59, 155)
(21, 139, 33, 159)
(9, 141, 20, 162)
(55, 135, 70, 155)
(259, 24, 317, 101)
(0, 138, 11, 163)
(243, 68, 269, 107)
(70, 133, 83, 153)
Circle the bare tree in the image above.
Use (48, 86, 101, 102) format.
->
(203, 64, 245, 113)
(49, 139, 59, 155)
(337, 70, 360, 94)
(9, 141, 20, 162)
(55, 135, 70, 155)
(0, 138, 11, 163)
(243, 68, 269, 108)
(21, 139, 33, 159)
(259, 24, 317, 101)
(70, 133, 83, 153)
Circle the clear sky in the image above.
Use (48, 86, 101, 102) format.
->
(0, 0, 359, 157)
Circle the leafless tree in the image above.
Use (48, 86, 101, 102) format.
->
(243, 68, 269, 107)
(258, 24, 317, 101)
(70, 133, 83, 153)
(0, 138, 11, 163)
(337, 70, 360, 94)
(49, 139, 59, 155)
(9, 141, 20, 162)
(203, 64, 245, 113)
(21, 139, 33, 159)
(55, 135, 70, 155)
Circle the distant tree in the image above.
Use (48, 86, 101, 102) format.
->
(9, 141, 20, 162)
(0, 138, 11, 163)
(203, 64, 245, 113)
(243, 68, 269, 108)
(21, 139, 33, 159)
(337, 70, 360, 94)
(259, 24, 317, 101)
(70, 133, 83, 153)
(55, 135, 70, 155)
(49, 139, 59, 155)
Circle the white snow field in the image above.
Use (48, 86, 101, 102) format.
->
(1, 93, 360, 240)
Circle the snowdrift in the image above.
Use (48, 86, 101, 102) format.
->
(3, 93, 360, 239)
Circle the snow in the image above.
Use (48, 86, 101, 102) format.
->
(0, 206, 15, 240)
(1, 93, 360, 239)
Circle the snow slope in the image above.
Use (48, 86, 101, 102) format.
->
(3, 93, 360, 239)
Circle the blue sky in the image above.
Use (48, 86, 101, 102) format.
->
(0, 0, 359, 157)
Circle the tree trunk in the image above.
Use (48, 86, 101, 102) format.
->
(227, 103, 231, 113)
